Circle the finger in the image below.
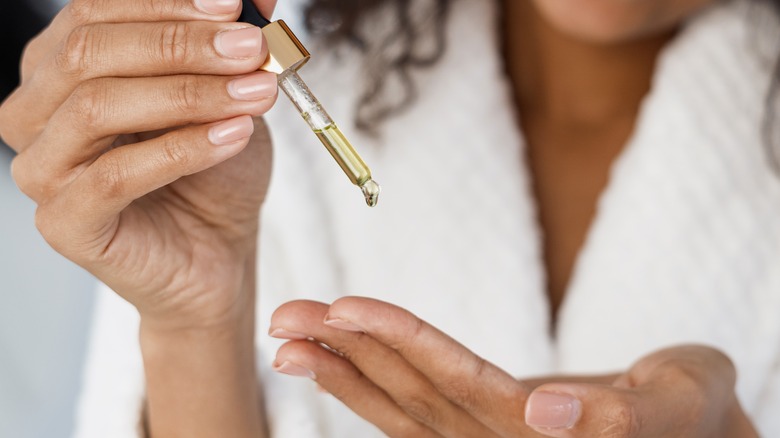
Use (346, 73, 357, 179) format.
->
(32, 116, 254, 260)
(524, 347, 737, 438)
(2, 20, 267, 151)
(12, 72, 276, 202)
(270, 301, 499, 438)
(273, 340, 440, 438)
(23, 0, 246, 78)
(323, 296, 529, 436)
(18, 72, 277, 184)
(23, 0, 281, 82)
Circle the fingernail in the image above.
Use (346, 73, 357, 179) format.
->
(323, 315, 365, 332)
(273, 361, 317, 379)
(208, 116, 254, 145)
(269, 328, 309, 340)
(194, 0, 240, 15)
(525, 391, 581, 430)
(228, 72, 277, 101)
(215, 27, 263, 59)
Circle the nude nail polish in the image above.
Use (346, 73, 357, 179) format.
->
(215, 27, 263, 59)
(323, 316, 365, 332)
(525, 391, 581, 430)
(228, 72, 277, 100)
(195, 0, 240, 15)
(208, 116, 254, 145)
(269, 328, 310, 340)
(274, 361, 317, 379)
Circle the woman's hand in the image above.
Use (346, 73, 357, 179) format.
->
(1, 1, 278, 435)
(269, 297, 758, 437)
(0, 0, 278, 331)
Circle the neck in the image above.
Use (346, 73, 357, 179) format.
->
(503, 2, 676, 125)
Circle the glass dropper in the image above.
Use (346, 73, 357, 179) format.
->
(239, 1, 381, 207)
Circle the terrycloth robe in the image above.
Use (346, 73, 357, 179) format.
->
(75, 0, 780, 436)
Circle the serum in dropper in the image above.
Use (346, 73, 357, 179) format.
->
(239, 2, 381, 207)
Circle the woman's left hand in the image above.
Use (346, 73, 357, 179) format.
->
(269, 297, 758, 437)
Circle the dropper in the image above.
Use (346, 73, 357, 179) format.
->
(239, 1, 381, 207)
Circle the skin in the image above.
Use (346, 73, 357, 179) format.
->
(506, 0, 679, 319)
(271, 298, 758, 437)
(0, 0, 277, 436)
(0, 0, 760, 437)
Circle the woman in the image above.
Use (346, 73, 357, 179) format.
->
(1, 0, 779, 436)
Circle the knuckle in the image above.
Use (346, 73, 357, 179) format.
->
(437, 358, 486, 409)
(57, 25, 100, 77)
(157, 22, 194, 66)
(140, 0, 177, 19)
(10, 152, 59, 201)
(397, 392, 439, 425)
(601, 398, 640, 438)
(93, 156, 128, 199)
(67, 80, 111, 133)
(438, 378, 478, 411)
(0, 89, 38, 151)
(20, 37, 43, 79)
(10, 154, 34, 195)
(67, 0, 98, 24)
(160, 134, 193, 170)
(170, 76, 204, 113)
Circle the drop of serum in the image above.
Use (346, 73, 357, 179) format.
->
(360, 179, 381, 207)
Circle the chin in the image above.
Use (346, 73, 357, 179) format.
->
(532, 0, 710, 44)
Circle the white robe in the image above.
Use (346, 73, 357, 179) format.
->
(74, 0, 780, 436)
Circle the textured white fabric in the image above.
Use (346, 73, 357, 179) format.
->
(75, 0, 780, 436)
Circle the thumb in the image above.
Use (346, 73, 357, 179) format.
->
(523, 381, 686, 438)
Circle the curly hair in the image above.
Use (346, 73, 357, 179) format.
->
(303, 0, 452, 133)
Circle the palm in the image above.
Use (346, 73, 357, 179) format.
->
(94, 121, 272, 321)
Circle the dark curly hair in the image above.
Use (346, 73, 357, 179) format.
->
(305, 0, 780, 170)
(304, 0, 452, 133)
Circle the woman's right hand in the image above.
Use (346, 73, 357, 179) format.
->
(0, 0, 278, 331)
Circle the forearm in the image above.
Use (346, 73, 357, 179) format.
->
(140, 260, 266, 438)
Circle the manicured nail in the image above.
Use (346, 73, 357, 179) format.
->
(525, 391, 581, 430)
(323, 316, 365, 332)
(228, 72, 277, 101)
(273, 361, 317, 379)
(194, 0, 240, 15)
(215, 27, 263, 59)
(208, 116, 254, 145)
(269, 328, 309, 340)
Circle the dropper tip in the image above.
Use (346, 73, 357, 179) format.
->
(360, 179, 381, 207)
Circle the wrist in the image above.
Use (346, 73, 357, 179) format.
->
(139, 288, 264, 438)
(136, 248, 258, 332)
(139, 303, 255, 345)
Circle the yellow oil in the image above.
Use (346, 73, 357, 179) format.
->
(360, 179, 381, 208)
(314, 124, 380, 207)
(315, 124, 371, 186)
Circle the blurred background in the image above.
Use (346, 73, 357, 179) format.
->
(0, 1, 98, 437)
